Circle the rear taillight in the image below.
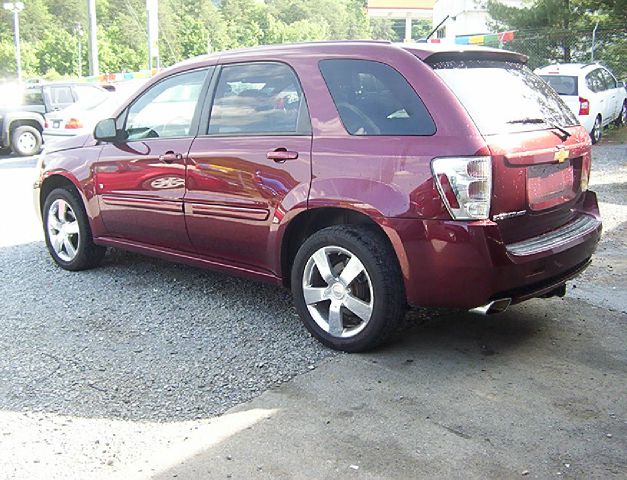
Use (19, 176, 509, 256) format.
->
(65, 118, 83, 129)
(579, 97, 590, 115)
(431, 156, 492, 220)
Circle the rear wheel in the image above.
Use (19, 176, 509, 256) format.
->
(291, 225, 406, 352)
(590, 115, 602, 144)
(43, 188, 106, 271)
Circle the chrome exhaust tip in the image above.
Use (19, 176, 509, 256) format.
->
(469, 298, 512, 315)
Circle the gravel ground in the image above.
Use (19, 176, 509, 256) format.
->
(0, 245, 337, 421)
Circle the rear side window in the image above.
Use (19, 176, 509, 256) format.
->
(539, 75, 578, 96)
(586, 70, 605, 93)
(49, 86, 74, 107)
(208, 62, 310, 135)
(22, 89, 44, 106)
(432, 60, 578, 135)
(319, 59, 435, 136)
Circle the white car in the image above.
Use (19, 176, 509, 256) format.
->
(535, 63, 627, 144)
(43, 80, 147, 145)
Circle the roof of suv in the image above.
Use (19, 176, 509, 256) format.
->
(177, 40, 527, 69)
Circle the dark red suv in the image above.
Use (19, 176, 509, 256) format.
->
(34, 41, 602, 351)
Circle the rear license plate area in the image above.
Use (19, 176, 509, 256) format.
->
(527, 160, 576, 211)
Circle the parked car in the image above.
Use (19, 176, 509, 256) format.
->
(33, 42, 601, 352)
(43, 80, 147, 144)
(0, 82, 109, 156)
(535, 63, 627, 144)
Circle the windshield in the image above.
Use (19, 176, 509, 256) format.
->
(431, 60, 579, 135)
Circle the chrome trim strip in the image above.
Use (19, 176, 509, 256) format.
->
(493, 210, 527, 221)
(101, 195, 182, 212)
(506, 214, 600, 256)
(190, 203, 269, 221)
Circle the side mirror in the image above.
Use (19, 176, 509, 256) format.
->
(94, 118, 122, 142)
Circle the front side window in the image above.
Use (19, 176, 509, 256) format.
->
(208, 62, 310, 135)
(125, 69, 207, 141)
(319, 59, 435, 136)
(599, 68, 617, 89)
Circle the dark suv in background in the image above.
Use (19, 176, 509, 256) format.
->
(34, 42, 601, 351)
(0, 82, 107, 156)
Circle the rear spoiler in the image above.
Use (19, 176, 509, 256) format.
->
(423, 50, 528, 66)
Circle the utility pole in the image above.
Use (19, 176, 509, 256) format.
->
(87, 0, 99, 76)
(146, 0, 159, 71)
(74, 23, 84, 77)
(3, 2, 24, 83)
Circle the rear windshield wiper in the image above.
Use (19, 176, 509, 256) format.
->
(507, 118, 572, 140)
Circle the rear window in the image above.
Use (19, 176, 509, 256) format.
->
(539, 75, 578, 96)
(319, 59, 435, 136)
(431, 60, 578, 135)
(22, 88, 44, 106)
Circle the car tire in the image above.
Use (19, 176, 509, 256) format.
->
(11, 125, 42, 156)
(590, 115, 602, 144)
(43, 187, 106, 271)
(291, 225, 406, 352)
(614, 101, 626, 126)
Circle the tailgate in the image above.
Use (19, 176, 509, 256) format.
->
(488, 126, 591, 243)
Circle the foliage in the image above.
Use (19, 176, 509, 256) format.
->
(487, 0, 627, 77)
(0, 0, 474, 80)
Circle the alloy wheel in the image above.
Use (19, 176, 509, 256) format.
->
(302, 245, 373, 338)
(47, 199, 80, 262)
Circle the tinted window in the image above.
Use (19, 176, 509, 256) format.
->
(125, 69, 207, 141)
(74, 85, 108, 108)
(319, 59, 435, 136)
(586, 70, 605, 93)
(208, 62, 310, 135)
(599, 68, 617, 89)
(22, 88, 44, 106)
(50, 86, 74, 106)
(540, 75, 578, 96)
(432, 60, 578, 135)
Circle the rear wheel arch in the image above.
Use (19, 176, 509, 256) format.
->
(280, 206, 402, 288)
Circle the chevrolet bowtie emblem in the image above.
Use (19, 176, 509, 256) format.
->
(554, 146, 569, 163)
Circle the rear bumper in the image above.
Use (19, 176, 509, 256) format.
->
(383, 190, 601, 309)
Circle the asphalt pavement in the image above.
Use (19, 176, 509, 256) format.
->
(0, 144, 625, 479)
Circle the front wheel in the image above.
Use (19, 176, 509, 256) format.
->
(43, 188, 106, 271)
(590, 115, 602, 144)
(291, 225, 406, 352)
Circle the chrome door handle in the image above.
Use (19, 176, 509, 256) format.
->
(267, 148, 298, 162)
(159, 151, 182, 164)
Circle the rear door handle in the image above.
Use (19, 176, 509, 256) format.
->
(159, 151, 182, 164)
(267, 148, 298, 162)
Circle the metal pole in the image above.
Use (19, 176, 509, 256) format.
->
(404, 14, 412, 42)
(12, 7, 21, 82)
(87, 0, 99, 76)
(591, 20, 599, 62)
